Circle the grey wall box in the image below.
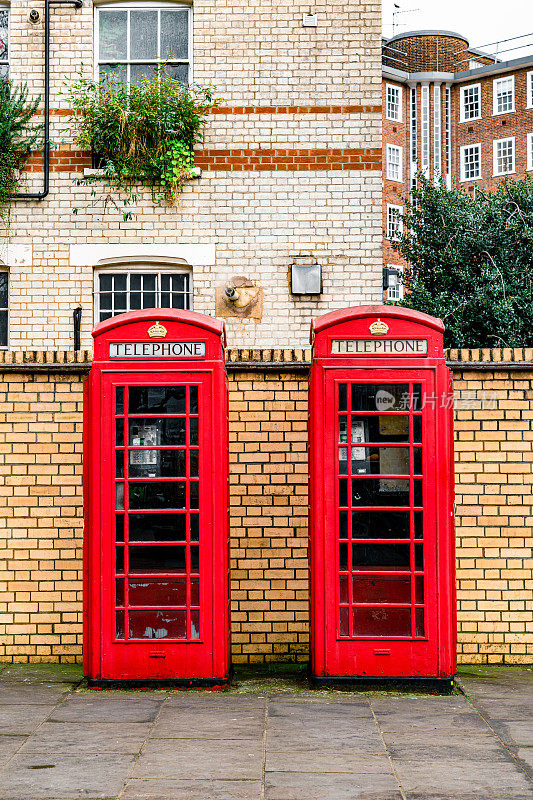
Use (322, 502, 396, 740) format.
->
(290, 263, 322, 295)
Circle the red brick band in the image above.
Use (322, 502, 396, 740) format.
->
(25, 147, 383, 173)
(39, 104, 381, 116)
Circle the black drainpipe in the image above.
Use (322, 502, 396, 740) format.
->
(73, 306, 82, 351)
(14, 0, 83, 201)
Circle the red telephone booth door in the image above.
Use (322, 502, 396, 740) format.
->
(322, 370, 439, 677)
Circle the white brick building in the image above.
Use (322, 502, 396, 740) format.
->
(0, 0, 382, 350)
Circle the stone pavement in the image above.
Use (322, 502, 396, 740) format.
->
(0, 663, 531, 800)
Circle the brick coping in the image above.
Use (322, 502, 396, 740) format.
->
(1, 348, 533, 371)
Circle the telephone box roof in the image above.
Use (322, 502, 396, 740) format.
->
(92, 308, 226, 345)
(310, 305, 444, 341)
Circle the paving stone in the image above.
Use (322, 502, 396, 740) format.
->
(474, 699, 533, 721)
(0, 683, 73, 705)
(121, 778, 262, 800)
(0, 752, 134, 799)
(268, 698, 373, 719)
(48, 696, 163, 723)
(393, 758, 533, 800)
(374, 710, 488, 735)
(491, 720, 533, 747)
(265, 749, 391, 773)
(0, 736, 27, 766)
(164, 693, 267, 710)
(19, 722, 152, 754)
(132, 737, 263, 780)
(514, 746, 533, 778)
(152, 707, 265, 739)
(0, 705, 55, 736)
(264, 771, 402, 800)
(266, 725, 385, 754)
(386, 738, 510, 761)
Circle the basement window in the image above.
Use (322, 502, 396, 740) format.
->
(95, 2, 192, 86)
(94, 267, 192, 323)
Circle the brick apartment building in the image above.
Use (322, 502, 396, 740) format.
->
(382, 29, 533, 300)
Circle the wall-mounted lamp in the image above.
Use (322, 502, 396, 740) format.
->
(29, 9, 40, 23)
(290, 259, 322, 295)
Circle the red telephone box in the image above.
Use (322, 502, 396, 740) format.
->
(83, 309, 229, 686)
(309, 306, 456, 686)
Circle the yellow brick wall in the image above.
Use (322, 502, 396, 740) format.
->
(0, 349, 531, 665)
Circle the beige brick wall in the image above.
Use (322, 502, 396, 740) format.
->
(0, 348, 531, 665)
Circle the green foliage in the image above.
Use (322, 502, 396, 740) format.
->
(68, 67, 220, 213)
(0, 81, 41, 225)
(393, 174, 533, 348)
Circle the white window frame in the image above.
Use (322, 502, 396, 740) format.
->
(386, 83, 402, 122)
(493, 75, 515, 115)
(527, 72, 533, 110)
(386, 265, 404, 302)
(94, 1, 193, 85)
(493, 137, 515, 176)
(93, 264, 193, 324)
(0, 4, 9, 82)
(460, 83, 481, 123)
(386, 144, 403, 182)
(527, 132, 533, 171)
(460, 143, 481, 182)
(0, 269, 7, 348)
(386, 204, 403, 241)
(421, 83, 430, 176)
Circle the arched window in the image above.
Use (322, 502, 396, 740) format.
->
(95, 1, 192, 85)
(94, 258, 192, 323)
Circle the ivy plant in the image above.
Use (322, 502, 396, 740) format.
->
(0, 81, 42, 227)
(68, 67, 220, 217)
(392, 173, 533, 348)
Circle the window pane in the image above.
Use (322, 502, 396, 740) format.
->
(129, 512, 187, 542)
(130, 387, 187, 415)
(0, 10, 8, 63)
(351, 384, 409, 412)
(99, 10, 127, 60)
(129, 577, 187, 606)
(128, 545, 186, 573)
(353, 575, 411, 604)
(129, 449, 187, 478)
(160, 9, 189, 60)
(130, 63, 157, 85)
(352, 509, 411, 539)
(114, 275, 127, 291)
(99, 63, 127, 85)
(99, 274, 113, 292)
(353, 607, 411, 636)
(129, 418, 186, 447)
(130, 10, 158, 60)
(143, 274, 157, 291)
(129, 481, 186, 510)
(129, 609, 187, 639)
(0, 272, 7, 308)
(166, 63, 189, 85)
(0, 309, 7, 347)
(352, 542, 411, 569)
(352, 478, 410, 507)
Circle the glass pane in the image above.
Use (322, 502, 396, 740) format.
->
(116, 418, 124, 445)
(129, 576, 187, 606)
(190, 418, 199, 446)
(353, 607, 411, 636)
(129, 418, 186, 447)
(130, 292, 142, 310)
(115, 515, 124, 542)
(129, 387, 186, 415)
(415, 575, 424, 603)
(143, 274, 157, 291)
(115, 578, 125, 607)
(130, 63, 157, 85)
(128, 545, 186, 573)
(0, 10, 8, 62)
(352, 478, 410, 507)
(116, 610, 125, 639)
(99, 10, 127, 60)
(339, 478, 348, 507)
(351, 384, 409, 412)
(129, 481, 186, 510)
(190, 482, 199, 509)
(114, 275, 127, 291)
(115, 387, 124, 415)
(352, 510, 411, 539)
(166, 63, 189, 85)
(414, 510, 423, 539)
(339, 447, 348, 475)
(129, 449, 186, 478)
(190, 513, 199, 541)
(99, 63, 127, 86)
(189, 386, 198, 414)
(353, 575, 411, 604)
(363, 447, 410, 476)
(414, 479, 423, 506)
(339, 416, 347, 443)
(191, 577, 200, 606)
(100, 274, 112, 292)
(339, 542, 348, 570)
(415, 543, 424, 570)
(116, 450, 124, 478)
(339, 606, 349, 636)
(415, 608, 425, 636)
(0, 272, 7, 307)
(339, 575, 348, 604)
(161, 9, 189, 59)
(338, 384, 347, 411)
(412, 384, 422, 411)
(191, 609, 200, 639)
(130, 275, 142, 291)
(352, 543, 411, 569)
(190, 545, 199, 572)
(114, 292, 127, 311)
(414, 448, 422, 475)
(116, 483, 124, 510)
(413, 416, 422, 443)
(171, 292, 188, 309)
(99, 292, 112, 311)
(130, 10, 158, 59)
(339, 509, 348, 539)
(116, 546, 124, 574)
(0, 309, 7, 347)
(190, 450, 199, 477)
(129, 609, 187, 639)
(129, 512, 187, 542)
(142, 292, 157, 308)
(351, 415, 409, 443)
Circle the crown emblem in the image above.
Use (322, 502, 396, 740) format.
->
(148, 321, 167, 339)
(369, 318, 389, 335)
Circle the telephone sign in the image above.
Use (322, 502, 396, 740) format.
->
(309, 306, 456, 686)
(83, 309, 229, 686)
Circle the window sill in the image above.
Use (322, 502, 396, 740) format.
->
(493, 170, 516, 177)
(83, 167, 203, 180)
